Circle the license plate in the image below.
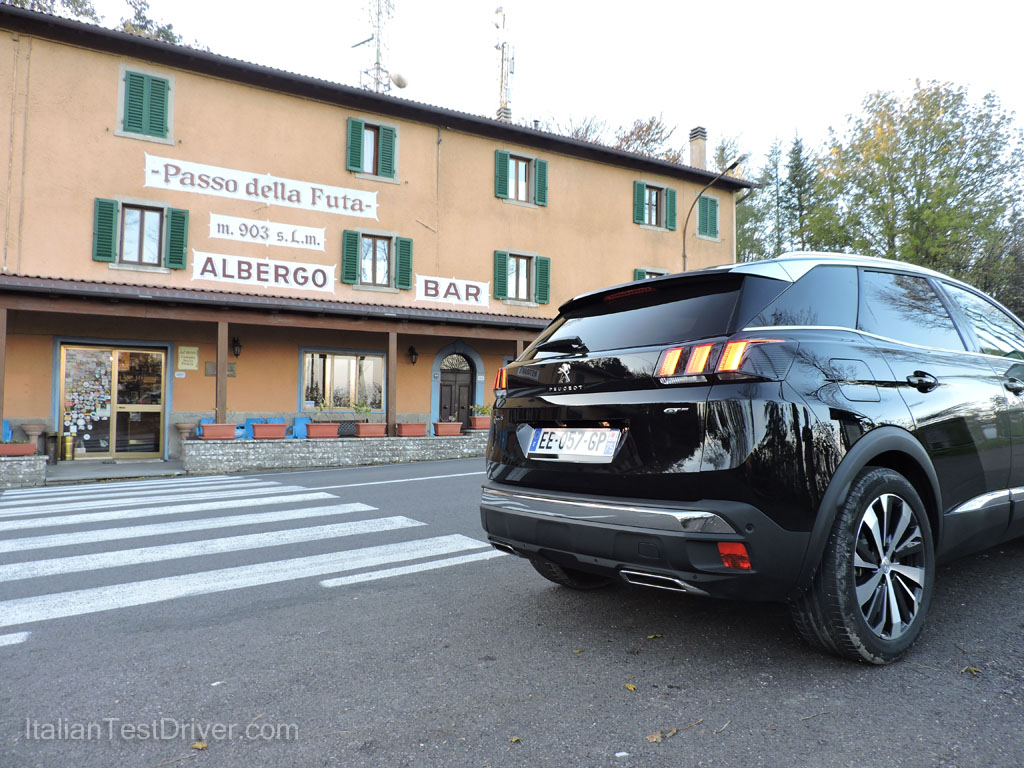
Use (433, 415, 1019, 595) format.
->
(528, 428, 620, 463)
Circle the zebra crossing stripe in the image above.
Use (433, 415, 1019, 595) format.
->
(0, 534, 490, 629)
(320, 549, 506, 587)
(0, 485, 314, 518)
(0, 475, 236, 497)
(0, 500, 371, 554)
(0, 517, 423, 582)
(0, 480, 278, 509)
(0, 491, 335, 533)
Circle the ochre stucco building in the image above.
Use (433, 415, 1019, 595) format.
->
(0, 6, 754, 460)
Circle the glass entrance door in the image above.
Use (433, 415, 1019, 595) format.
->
(60, 346, 165, 459)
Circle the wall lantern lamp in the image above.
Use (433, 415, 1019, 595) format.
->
(231, 337, 243, 358)
(407, 345, 418, 365)
(681, 154, 748, 272)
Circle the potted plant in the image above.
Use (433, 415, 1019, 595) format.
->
(396, 421, 427, 437)
(252, 421, 287, 439)
(0, 440, 35, 457)
(199, 416, 237, 440)
(306, 400, 340, 438)
(470, 403, 492, 430)
(432, 415, 463, 437)
(353, 402, 386, 437)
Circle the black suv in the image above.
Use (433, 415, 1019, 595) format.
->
(481, 253, 1024, 663)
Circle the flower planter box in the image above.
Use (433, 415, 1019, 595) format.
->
(470, 416, 491, 430)
(433, 422, 463, 436)
(355, 422, 387, 438)
(396, 422, 427, 437)
(0, 443, 35, 456)
(306, 422, 340, 438)
(199, 423, 237, 440)
(252, 423, 287, 440)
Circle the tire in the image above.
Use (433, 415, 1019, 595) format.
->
(792, 467, 935, 664)
(529, 558, 612, 590)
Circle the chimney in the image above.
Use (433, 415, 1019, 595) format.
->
(689, 126, 707, 170)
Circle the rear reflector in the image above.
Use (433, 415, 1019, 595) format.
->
(657, 347, 684, 377)
(717, 542, 751, 570)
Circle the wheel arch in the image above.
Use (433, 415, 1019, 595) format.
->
(790, 425, 941, 599)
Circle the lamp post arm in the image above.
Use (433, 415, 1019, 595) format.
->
(681, 157, 745, 272)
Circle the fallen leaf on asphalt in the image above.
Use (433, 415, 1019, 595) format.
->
(647, 634, 663, 639)
(646, 731, 663, 743)
(624, 684, 637, 691)
(573, 648, 583, 654)
(509, 736, 521, 743)
(190, 741, 207, 750)
(960, 666, 981, 676)
(665, 728, 678, 739)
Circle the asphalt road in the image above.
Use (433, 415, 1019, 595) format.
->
(1, 458, 1021, 768)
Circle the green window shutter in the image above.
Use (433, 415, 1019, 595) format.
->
(378, 125, 396, 178)
(534, 159, 548, 206)
(346, 118, 365, 172)
(698, 196, 719, 238)
(92, 198, 118, 262)
(341, 230, 360, 284)
(698, 197, 709, 237)
(494, 150, 510, 199)
(123, 72, 146, 134)
(396, 237, 413, 290)
(535, 256, 551, 305)
(493, 250, 508, 299)
(633, 268, 647, 281)
(633, 181, 646, 224)
(164, 208, 189, 269)
(146, 76, 169, 137)
(708, 197, 719, 238)
(665, 188, 677, 230)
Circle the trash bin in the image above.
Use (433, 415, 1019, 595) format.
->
(44, 431, 59, 465)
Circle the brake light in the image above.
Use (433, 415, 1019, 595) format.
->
(717, 542, 751, 570)
(685, 343, 713, 375)
(656, 347, 684, 377)
(493, 367, 507, 392)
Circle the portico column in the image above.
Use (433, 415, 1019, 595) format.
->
(216, 321, 228, 423)
(387, 331, 397, 436)
(0, 308, 7, 427)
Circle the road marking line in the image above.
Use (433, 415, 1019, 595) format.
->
(320, 549, 505, 587)
(316, 471, 485, 491)
(0, 517, 422, 582)
(0, 632, 31, 646)
(0, 475, 237, 497)
(0, 501, 372, 557)
(0, 495, 344, 548)
(0, 480, 281, 510)
(0, 487, 323, 529)
(0, 535, 489, 628)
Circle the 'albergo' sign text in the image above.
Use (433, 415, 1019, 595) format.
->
(145, 154, 377, 219)
(193, 251, 335, 294)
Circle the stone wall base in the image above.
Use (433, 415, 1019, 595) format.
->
(0, 455, 47, 488)
(183, 432, 489, 474)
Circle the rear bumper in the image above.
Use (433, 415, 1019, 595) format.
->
(480, 480, 811, 602)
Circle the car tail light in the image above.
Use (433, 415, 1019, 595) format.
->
(715, 339, 788, 380)
(656, 347, 684, 377)
(717, 542, 751, 570)
(685, 343, 713, 375)
(493, 367, 507, 395)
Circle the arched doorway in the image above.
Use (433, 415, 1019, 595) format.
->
(439, 353, 473, 430)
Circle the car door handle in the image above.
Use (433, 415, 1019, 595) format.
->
(906, 371, 939, 393)
(1005, 377, 1024, 395)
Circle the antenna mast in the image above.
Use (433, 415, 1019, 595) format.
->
(360, 0, 394, 94)
(495, 7, 514, 122)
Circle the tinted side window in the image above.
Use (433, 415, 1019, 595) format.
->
(749, 266, 857, 328)
(859, 270, 964, 350)
(943, 282, 1024, 359)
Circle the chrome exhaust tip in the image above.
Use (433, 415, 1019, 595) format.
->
(619, 569, 708, 596)
(490, 541, 519, 556)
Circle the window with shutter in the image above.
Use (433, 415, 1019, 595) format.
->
(698, 195, 720, 239)
(496, 151, 547, 205)
(120, 70, 171, 140)
(348, 118, 398, 178)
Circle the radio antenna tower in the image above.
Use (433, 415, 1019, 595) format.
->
(495, 7, 514, 122)
(358, 0, 394, 94)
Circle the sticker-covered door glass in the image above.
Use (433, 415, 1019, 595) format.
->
(61, 347, 113, 454)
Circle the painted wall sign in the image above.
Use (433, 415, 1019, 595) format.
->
(415, 274, 490, 308)
(209, 214, 326, 252)
(176, 345, 199, 370)
(145, 154, 378, 219)
(192, 250, 336, 294)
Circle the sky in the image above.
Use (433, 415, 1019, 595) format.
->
(88, 0, 1024, 171)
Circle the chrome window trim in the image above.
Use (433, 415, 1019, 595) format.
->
(741, 324, 1002, 358)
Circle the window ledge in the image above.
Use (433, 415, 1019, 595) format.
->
(355, 172, 401, 185)
(503, 299, 539, 308)
(501, 198, 539, 210)
(637, 223, 672, 233)
(352, 284, 400, 294)
(108, 262, 171, 275)
(113, 129, 175, 146)
(696, 234, 722, 242)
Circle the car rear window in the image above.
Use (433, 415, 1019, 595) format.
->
(526, 275, 786, 355)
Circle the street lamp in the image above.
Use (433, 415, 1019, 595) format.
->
(681, 154, 748, 272)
